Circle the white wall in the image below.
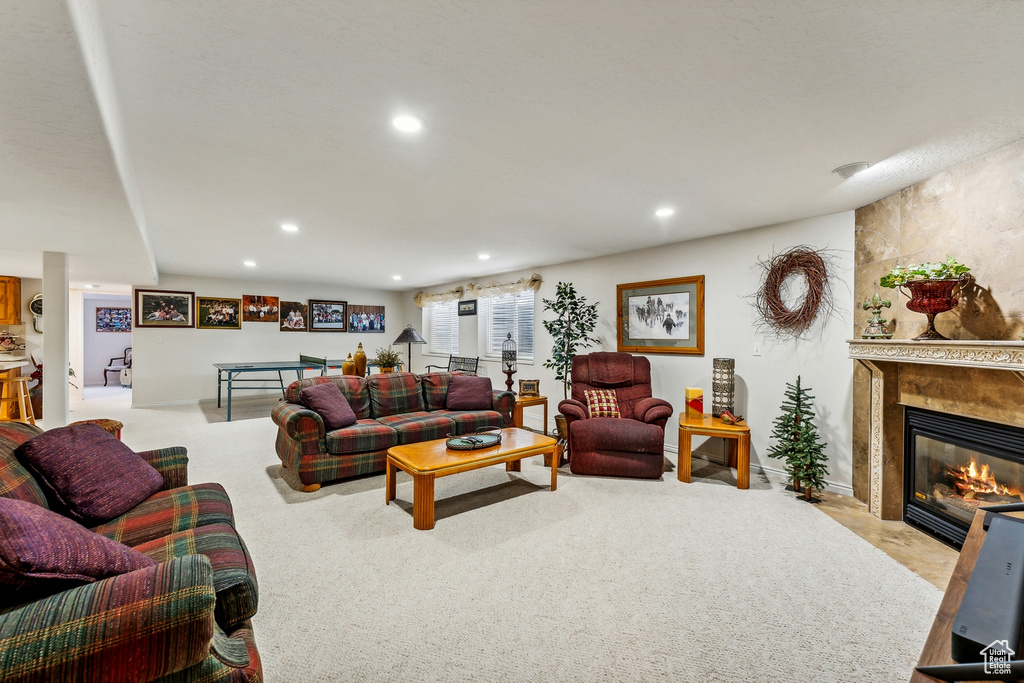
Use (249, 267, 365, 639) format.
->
(82, 295, 131, 386)
(132, 273, 411, 406)
(404, 212, 856, 492)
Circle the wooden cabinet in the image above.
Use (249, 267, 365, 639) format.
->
(0, 277, 21, 325)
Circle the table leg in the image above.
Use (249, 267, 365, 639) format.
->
(513, 403, 524, 429)
(542, 401, 548, 436)
(550, 448, 557, 491)
(726, 438, 738, 468)
(217, 370, 222, 408)
(678, 427, 692, 483)
(412, 474, 436, 530)
(737, 433, 750, 490)
(506, 458, 522, 472)
(227, 372, 233, 422)
(278, 371, 286, 398)
(385, 459, 396, 504)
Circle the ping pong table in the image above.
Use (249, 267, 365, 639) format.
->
(214, 355, 345, 421)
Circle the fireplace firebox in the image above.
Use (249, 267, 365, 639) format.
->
(904, 407, 1024, 550)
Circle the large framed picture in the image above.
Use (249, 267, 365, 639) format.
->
(348, 304, 385, 332)
(309, 299, 348, 332)
(280, 301, 308, 331)
(242, 295, 279, 323)
(96, 307, 131, 333)
(197, 297, 241, 330)
(135, 289, 195, 328)
(616, 275, 704, 355)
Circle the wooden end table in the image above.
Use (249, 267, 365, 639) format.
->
(386, 427, 558, 530)
(678, 413, 751, 489)
(513, 395, 548, 435)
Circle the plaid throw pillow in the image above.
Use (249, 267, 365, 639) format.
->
(584, 389, 620, 418)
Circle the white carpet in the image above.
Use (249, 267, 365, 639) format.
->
(66, 390, 942, 682)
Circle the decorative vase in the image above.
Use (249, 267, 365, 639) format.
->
(900, 275, 973, 341)
(353, 343, 367, 377)
(379, 366, 394, 374)
(551, 414, 569, 468)
(341, 354, 356, 376)
(711, 358, 735, 418)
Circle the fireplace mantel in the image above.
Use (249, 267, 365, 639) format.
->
(848, 339, 1024, 375)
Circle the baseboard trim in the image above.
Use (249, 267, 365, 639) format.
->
(131, 399, 201, 408)
(759, 464, 854, 497)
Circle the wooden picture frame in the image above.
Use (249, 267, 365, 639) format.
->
(616, 275, 705, 355)
(348, 304, 385, 332)
(309, 299, 348, 332)
(279, 301, 308, 331)
(135, 289, 195, 328)
(197, 297, 241, 330)
(458, 300, 477, 316)
(96, 307, 131, 333)
(242, 295, 280, 323)
(519, 379, 540, 397)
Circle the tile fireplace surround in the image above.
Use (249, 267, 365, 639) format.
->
(849, 339, 1024, 520)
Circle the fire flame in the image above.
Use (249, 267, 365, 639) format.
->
(948, 458, 1021, 500)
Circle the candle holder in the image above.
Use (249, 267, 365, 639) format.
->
(502, 333, 517, 392)
(711, 358, 735, 418)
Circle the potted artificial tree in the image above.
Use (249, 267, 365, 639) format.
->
(767, 376, 829, 501)
(542, 282, 599, 457)
(879, 255, 972, 340)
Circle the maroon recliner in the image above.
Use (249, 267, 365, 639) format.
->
(557, 352, 674, 479)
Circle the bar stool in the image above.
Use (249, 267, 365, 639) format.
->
(0, 377, 36, 425)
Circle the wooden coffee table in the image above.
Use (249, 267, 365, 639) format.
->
(386, 427, 558, 530)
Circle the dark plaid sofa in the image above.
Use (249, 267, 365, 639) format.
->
(0, 422, 262, 683)
(271, 371, 515, 492)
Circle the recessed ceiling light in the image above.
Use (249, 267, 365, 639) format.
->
(478, 253, 491, 260)
(243, 260, 257, 267)
(392, 115, 423, 133)
(392, 275, 402, 281)
(280, 223, 299, 233)
(833, 162, 871, 179)
(85, 284, 98, 289)
(655, 207, 675, 218)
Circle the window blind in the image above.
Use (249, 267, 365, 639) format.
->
(424, 300, 459, 355)
(480, 290, 534, 361)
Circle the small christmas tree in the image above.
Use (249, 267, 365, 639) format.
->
(767, 376, 829, 501)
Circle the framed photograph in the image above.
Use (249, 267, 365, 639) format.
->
(135, 289, 194, 328)
(309, 299, 348, 332)
(280, 301, 308, 331)
(617, 275, 705, 355)
(519, 379, 540, 397)
(96, 307, 131, 333)
(197, 297, 241, 330)
(458, 300, 477, 316)
(348, 304, 385, 332)
(242, 295, 279, 323)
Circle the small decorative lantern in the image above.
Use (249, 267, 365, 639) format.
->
(711, 358, 735, 418)
(502, 333, 517, 392)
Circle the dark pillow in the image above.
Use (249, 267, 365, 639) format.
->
(14, 424, 164, 526)
(0, 497, 156, 605)
(300, 381, 357, 430)
(446, 375, 494, 411)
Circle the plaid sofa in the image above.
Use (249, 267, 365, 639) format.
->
(271, 371, 515, 492)
(0, 423, 262, 683)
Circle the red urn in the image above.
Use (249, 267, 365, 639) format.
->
(900, 275, 973, 340)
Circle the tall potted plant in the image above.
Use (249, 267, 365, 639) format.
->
(543, 282, 599, 450)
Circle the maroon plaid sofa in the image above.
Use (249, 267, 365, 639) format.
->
(0, 422, 262, 682)
(271, 371, 515, 492)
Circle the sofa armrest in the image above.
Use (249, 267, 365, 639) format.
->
(634, 398, 674, 428)
(0, 555, 218, 682)
(137, 446, 189, 490)
(491, 390, 515, 427)
(270, 401, 326, 442)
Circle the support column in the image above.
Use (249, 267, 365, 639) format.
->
(42, 252, 69, 427)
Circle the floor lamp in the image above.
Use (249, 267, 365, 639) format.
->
(392, 325, 426, 373)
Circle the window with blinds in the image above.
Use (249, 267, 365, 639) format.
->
(423, 300, 459, 355)
(480, 290, 534, 361)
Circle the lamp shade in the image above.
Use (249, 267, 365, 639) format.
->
(392, 325, 426, 345)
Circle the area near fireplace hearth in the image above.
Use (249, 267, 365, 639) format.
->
(851, 137, 1024, 537)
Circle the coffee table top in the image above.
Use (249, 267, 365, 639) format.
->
(387, 427, 557, 475)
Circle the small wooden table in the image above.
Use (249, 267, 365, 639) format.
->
(386, 427, 558, 530)
(513, 395, 548, 435)
(678, 413, 751, 489)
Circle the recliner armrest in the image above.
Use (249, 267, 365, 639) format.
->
(634, 397, 673, 427)
(558, 399, 588, 422)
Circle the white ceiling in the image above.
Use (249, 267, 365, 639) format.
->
(2, 1, 1024, 291)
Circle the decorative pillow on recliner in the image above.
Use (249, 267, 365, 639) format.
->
(14, 424, 164, 526)
(584, 389, 620, 418)
(446, 375, 493, 411)
(0, 497, 156, 605)
(300, 381, 357, 430)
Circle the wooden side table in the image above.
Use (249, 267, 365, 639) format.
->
(513, 395, 548, 435)
(678, 413, 751, 489)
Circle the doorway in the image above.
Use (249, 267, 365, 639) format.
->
(81, 293, 132, 401)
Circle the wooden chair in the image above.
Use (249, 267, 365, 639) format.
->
(0, 376, 35, 425)
(103, 347, 131, 386)
(423, 355, 479, 373)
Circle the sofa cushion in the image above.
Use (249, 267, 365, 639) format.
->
(584, 389, 621, 418)
(286, 375, 371, 419)
(134, 522, 258, 628)
(376, 412, 456, 445)
(446, 375, 493, 411)
(15, 424, 164, 526)
(91, 482, 235, 548)
(300, 382, 357, 430)
(571, 417, 665, 454)
(419, 371, 472, 412)
(0, 423, 48, 508)
(367, 372, 425, 417)
(433, 410, 503, 435)
(0, 497, 156, 605)
(325, 419, 399, 454)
